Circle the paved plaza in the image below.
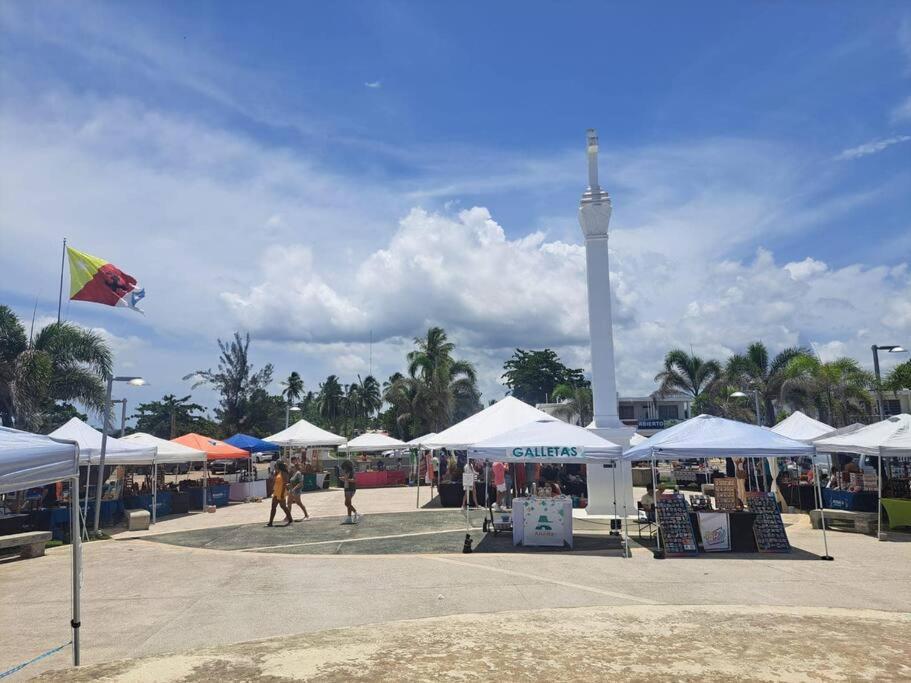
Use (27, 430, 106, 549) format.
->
(2, 486, 910, 681)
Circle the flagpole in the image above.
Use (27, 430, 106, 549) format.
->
(57, 237, 67, 323)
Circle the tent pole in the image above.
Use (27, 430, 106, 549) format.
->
(877, 454, 883, 541)
(813, 461, 833, 560)
(202, 458, 208, 512)
(620, 458, 630, 558)
(152, 461, 157, 524)
(70, 474, 81, 666)
(416, 448, 421, 509)
(83, 465, 91, 518)
(611, 461, 618, 536)
(651, 457, 663, 556)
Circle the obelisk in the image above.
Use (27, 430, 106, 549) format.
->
(579, 129, 635, 518)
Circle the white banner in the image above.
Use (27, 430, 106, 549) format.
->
(697, 512, 731, 552)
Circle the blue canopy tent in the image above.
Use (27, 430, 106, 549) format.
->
(224, 433, 281, 457)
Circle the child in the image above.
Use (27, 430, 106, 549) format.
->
(340, 460, 359, 524)
(267, 461, 293, 527)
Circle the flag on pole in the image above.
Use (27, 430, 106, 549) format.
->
(67, 246, 145, 313)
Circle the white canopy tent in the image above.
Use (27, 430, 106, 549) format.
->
(121, 433, 207, 524)
(814, 414, 911, 456)
(879, 430, 911, 539)
(50, 417, 157, 465)
(628, 432, 648, 446)
(423, 396, 555, 449)
(265, 419, 345, 447)
(469, 418, 622, 462)
(623, 415, 829, 559)
(340, 432, 408, 453)
(0, 427, 82, 665)
(407, 433, 437, 446)
(771, 411, 833, 442)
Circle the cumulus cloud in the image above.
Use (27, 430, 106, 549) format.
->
(364, 81, 382, 89)
(835, 135, 911, 160)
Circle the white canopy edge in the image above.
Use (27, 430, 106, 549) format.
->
(0, 427, 80, 494)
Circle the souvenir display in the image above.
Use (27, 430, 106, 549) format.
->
(656, 493, 698, 556)
(746, 491, 790, 553)
(714, 477, 739, 511)
(688, 494, 713, 511)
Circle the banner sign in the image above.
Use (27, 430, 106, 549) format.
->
(697, 512, 731, 552)
(523, 497, 570, 546)
(510, 446, 584, 459)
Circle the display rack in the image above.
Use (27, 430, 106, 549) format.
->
(746, 491, 790, 553)
(714, 477, 739, 511)
(656, 493, 698, 556)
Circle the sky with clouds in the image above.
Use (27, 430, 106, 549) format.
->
(1, 1, 910, 418)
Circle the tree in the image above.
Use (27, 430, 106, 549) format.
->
(501, 349, 587, 405)
(407, 327, 481, 432)
(654, 349, 722, 401)
(780, 356, 874, 427)
(693, 381, 758, 423)
(133, 394, 212, 439)
(885, 360, 911, 393)
(184, 332, 274, 435)
(382, 372, 423, 441)
(280, 371, 304, 406)
(725, 342, 813, 426)
(551, 383, 593, 426)
(317, 375, 344, 431)
(0, 305, 112, 431)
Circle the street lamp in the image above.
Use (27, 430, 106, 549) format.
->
(285, 404, 301, 428)
(92, 375, 146, 535)
(871, 345, 907, 421)
(730, 390, 761, 426)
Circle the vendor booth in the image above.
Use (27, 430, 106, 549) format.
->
(624, 415, 821, 558)
(340, 433, 408, 488)
(771, 411, 835, 509)
(120, 433, 206, 522)
(266, 419, 344, 487)
(171, 433, 248, 509)
(469, 418, 623, 549)
(224, 434, 279, 500)
(50, 417, 156, 529)
(0, 427, 82, 665)
(879, 430, 911, 536)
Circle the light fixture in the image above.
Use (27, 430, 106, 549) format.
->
(729, 391, 747, 398)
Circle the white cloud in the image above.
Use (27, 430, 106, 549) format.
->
(835, 135, 911, 160)
(891, 97, 911, 123)
(364, 81, 382, 89)
(785, 257, 828, 281)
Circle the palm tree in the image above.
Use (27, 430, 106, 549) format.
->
(725, 342, 813, 426)
(693, 381, 758, 423)
(317, 375, 344, 431)
(655, 349, 723, 402)
(551, 383, 593, 426)
(0, 305, 112, 430)
(360, 375, 382, 419)
(407, 327, 481, 432)
(780, 356, 874, 427)
(280, 371, 304, 407)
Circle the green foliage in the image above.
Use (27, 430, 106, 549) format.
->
(42, 402, 88, 434)
(655, 349, 722, 400)
(550, 383, 593, 426)
(725, 342, 813, 426)
(885, 360, 911, 392)
(501, 348, 587, 405)
(780, 355, 874, 427)
(132, 393, 214, 439)
(0, 305, 112, 430)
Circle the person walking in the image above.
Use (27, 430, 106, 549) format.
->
(287, 457, 311, 522)
(340, 460, 359, 524)
(267, 460, 293, 527)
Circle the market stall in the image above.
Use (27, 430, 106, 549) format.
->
(623, 414, 820, 558)
(266, 419, 345, 486)
(340, 432, 409, 488)
(50, 417, 156, 528)
(224, 433, 280, 499)
(171, 433, 248, 509)
(120, 433, 206, 522)
(0, 427, 82, 665)
(469, 418, 623, 550)
(770, 411, 835, 509)
(876, 421, 911, 538)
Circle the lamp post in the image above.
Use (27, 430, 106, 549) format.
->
(871, 345, 907, 421)
(92, 375, 145, 535)
(285, 403, 301, 429)
(730, 390, 761, 426)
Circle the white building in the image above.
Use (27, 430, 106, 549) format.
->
(536, 392, 691, 433)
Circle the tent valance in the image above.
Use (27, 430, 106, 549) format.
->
(50, 417, 157, 465)
(340, 432, 407, 453)
(814, 414, 911, 456)
(623, 414, 815, 460)
(171, 433, 250, 460)
(469, 419, 623, 462)
(265, 419, 345, 447)
(121, 432, 206, 463)
(0, 427, 80, 494)
(423, 396, 555, 449)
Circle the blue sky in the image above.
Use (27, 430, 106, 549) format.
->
(1, 1, 910, 417)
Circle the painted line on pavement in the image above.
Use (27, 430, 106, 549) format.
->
(239, 527, 470, 552)
(426, 556, 659, 605)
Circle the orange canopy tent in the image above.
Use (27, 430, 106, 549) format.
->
(171, 433, 250, 460)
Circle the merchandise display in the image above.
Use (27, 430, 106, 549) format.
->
(714, 477, 739, 511)
(656, 493, 698, 556)
(746, 491, 790, 553)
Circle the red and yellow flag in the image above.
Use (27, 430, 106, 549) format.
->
(67, 247, 145, 313)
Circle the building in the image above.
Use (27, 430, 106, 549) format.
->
(536, 392, 691, 433)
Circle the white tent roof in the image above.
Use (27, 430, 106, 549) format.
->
(265, 418, 345, 447)
(469, 419, 622, 462)
(49, 417, 157, 465)
(880, 428, 911, 458)
(120, 432, 206, 464)
(0, 427, 80, 494)
(407, 433, 437, 446)
(815, 414, 911, 456)
(771, 411, 833, 443)
(629, 432, 648, 446)
(340, 432, 408, 453)
(423, 396, 555, 449)
(623, 414, 816, 461)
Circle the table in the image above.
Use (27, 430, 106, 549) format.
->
(185, 484, 231, 509)
(229, 480, 267, 501)
(512, 496, 573, 548)
(355, 470, 408, 488)
(881, 498, 911, 530)
(778, 482, 818, 511)
(822, 489, 878, 513)
(0, 513, 28, 535)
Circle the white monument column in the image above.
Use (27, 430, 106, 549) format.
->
(579, 129, 635, 518)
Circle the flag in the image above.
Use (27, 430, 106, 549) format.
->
(67, 246, 145, 313)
